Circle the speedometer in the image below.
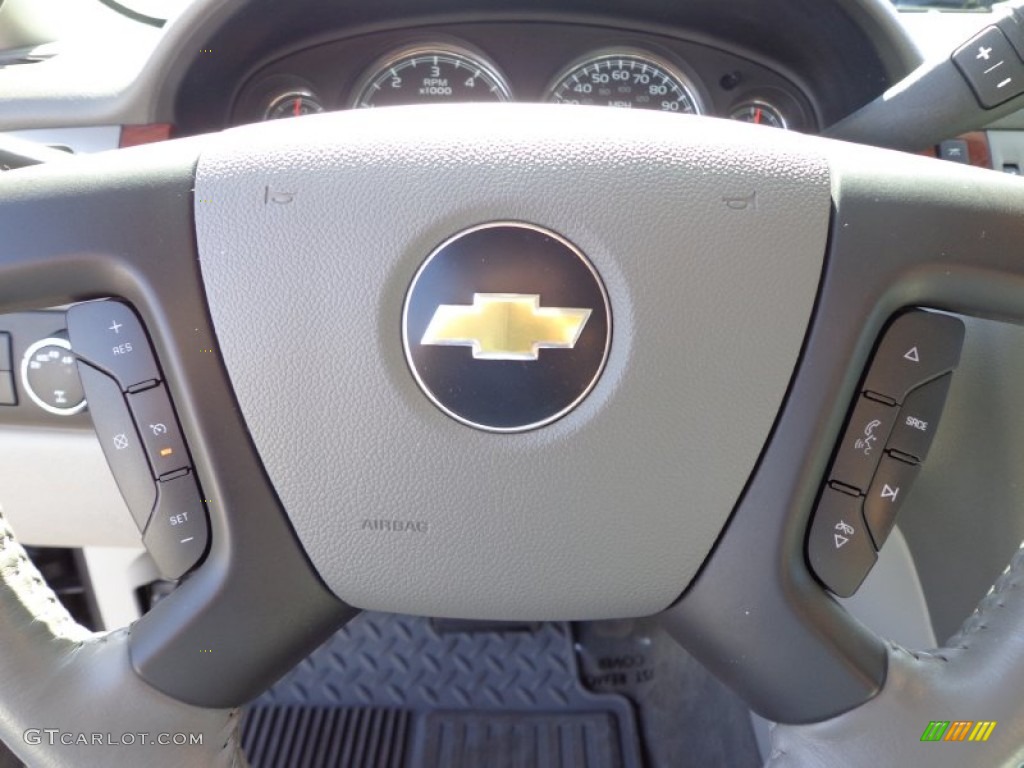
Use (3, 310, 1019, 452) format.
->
(353, 44, 512, 108)
(545, 50, 702, 114)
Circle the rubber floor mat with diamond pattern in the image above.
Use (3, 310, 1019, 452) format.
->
(242, 612, 641, 768)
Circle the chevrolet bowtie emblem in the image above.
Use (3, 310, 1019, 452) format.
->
(404, 222, 610, 431)
(421, 293, 592, 361)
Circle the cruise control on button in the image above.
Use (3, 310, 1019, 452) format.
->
(67, 301, 160, 391)
(127, 384, 189, 478)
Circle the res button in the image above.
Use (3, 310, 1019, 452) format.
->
(67, 300, 161, 392)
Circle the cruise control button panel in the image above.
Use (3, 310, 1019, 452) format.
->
(809, 310, 964, 596)
(72, 299, 208, 579)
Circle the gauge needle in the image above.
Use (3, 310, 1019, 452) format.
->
(754, 108, 763, 125)
(293, 98, 302, 117)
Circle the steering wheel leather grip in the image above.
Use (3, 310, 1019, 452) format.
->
(769, 544, 1024, 766)
(0, 505, 247, 767)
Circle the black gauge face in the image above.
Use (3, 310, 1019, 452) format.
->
(354, 46, 512, 108)
(547, 52, 701, 113)
(264, 92, 324, 120)
(729, 101, 788, 129)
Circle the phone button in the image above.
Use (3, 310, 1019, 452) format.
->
(830, 396, 898, 493)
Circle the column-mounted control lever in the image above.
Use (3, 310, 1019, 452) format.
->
(826, 2, 1024, 152)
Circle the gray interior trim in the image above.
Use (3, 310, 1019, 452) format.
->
(79, 546, 152, 630)
(987, 128, 1024, 172)
(0, 427, 139, 548)
(2, 126, 120, 154)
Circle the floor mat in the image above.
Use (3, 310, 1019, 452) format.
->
(573, 617, 762, 768)
(243, 613, 642, 768)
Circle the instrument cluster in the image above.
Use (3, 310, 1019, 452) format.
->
(232, 25, 815, 132)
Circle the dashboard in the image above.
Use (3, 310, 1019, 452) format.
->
(166, 0, 915, 138)
(230, 24, 816, 132)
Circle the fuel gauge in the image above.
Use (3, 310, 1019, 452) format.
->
(729, 101, 787, 129)
(264, 91, 324, 120)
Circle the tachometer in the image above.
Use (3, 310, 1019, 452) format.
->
(545, 50, 702, 114)
(353, 44, 512, 108)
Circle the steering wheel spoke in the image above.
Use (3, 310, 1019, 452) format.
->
(0, 140, 355, 717)
(664, 139, 1024, 741)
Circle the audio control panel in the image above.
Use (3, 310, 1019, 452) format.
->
(808, 310, 965, 597)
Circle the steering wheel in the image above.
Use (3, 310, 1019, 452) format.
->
(1, 98, 1023, 767)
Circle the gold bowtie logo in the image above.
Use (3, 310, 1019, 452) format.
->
(421, 293, 591, 361)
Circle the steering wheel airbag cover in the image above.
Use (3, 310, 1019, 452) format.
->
(194, 105, 829, 619)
